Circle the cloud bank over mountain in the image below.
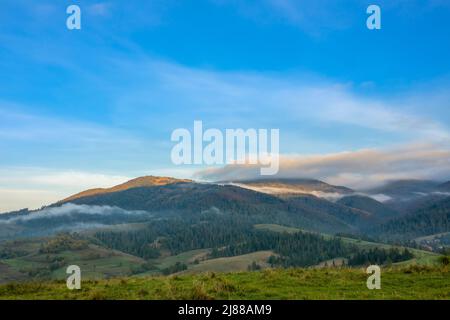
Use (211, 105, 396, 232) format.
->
(196, 142, 450, 190)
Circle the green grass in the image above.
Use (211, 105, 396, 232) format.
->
(181, 251, 275, 274)
(154, 249, 210, 270)
(49, 250, 145, 280)
(315, 258, 347, 268)
(0, 265, 448, 300)
(0, 262, 27, 283)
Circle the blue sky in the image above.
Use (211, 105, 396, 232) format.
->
(1, 0, 450, 211)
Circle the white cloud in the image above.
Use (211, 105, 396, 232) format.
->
(212, 0, 450, 35)
(0, 167, 129, 189)
(230, 182, 347, 201)
(196, 142, 450, 190)
(0, 168, 130, 213)
(0, 203, 149, 223)
(369, 194, 392, 202)
(0, 103, 141, 147)
(138, 59, 450, 137)
(0, 189, 65, 213)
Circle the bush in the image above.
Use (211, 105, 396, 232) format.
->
(161, 262, 187, 275)
(247, 261, 262, 271)
(39, 233, 88, 254)
(439, 255, 450, 266)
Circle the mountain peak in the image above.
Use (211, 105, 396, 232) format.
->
(61, 175, 192, 203)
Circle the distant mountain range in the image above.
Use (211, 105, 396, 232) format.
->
(0, 175, 449, 283)
(365, 179, 447, 200)
(62, 180, 371, 234)
(0, 176, 449, 243)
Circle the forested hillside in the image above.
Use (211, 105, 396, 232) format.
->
(370, 197, 450, 240)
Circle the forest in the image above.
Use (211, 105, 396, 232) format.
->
(92, 213, 413, 271)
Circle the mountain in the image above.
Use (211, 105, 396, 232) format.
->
(227, 178, 354, 199)
(2, 175, 448, 245)
(66, 181, 370, 234)
(0, 175, 446, 284)
(337, 195, 400, 220)
(365, 179, 450, 213)
(61, 176, 191, 203)
(0, 177, 381, 240)
(285, 194, 378, 227)
(366, 179, 440, 200)
(0, 208, 30, 219)
(370, 196, 450, 240)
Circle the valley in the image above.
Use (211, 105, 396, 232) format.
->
(0, 176, 449, 299)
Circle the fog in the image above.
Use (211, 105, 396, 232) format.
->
(0, 203, 151, 224)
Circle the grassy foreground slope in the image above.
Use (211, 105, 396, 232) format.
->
(1, 266, 449, 300)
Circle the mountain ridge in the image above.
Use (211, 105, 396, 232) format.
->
(222, 178, 354, 198)
(60, 176, 192, 203)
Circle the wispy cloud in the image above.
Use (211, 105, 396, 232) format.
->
(0, 203, 149, 223)
(0, 102, 142, 147)
(2, 56, 449, 213)
(212, 0, 450, 35)
(105, 57, 450, 144)
(210, 0, 357, 35)
(196, 142, 450, 189)
(1, 0, 449, 212)
(87, 3, 112, 16)
(0, 168, 130, 212)
(0, 168, 130, 190)
(0, 189, 65, 213)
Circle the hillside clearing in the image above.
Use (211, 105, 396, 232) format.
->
(181, 251, 275, 274)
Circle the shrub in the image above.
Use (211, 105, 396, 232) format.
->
(439, 255, 450, 266)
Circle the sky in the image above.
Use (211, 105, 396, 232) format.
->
(0, 0, 450, 212)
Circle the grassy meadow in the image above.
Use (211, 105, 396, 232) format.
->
(0, 265, 448, 300)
